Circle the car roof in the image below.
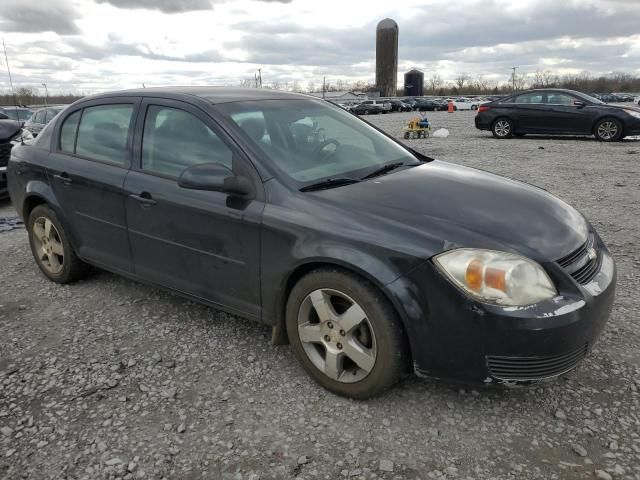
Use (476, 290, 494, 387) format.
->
(79, 86, 311, 104)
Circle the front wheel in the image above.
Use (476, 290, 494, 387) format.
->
(27, 205, 89, 283)
(286, 268, 408, 399)
(492, 118, 514, 139)
(594, 118, 623, 141)
(471, 105, 478, 110)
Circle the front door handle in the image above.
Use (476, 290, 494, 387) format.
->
(129, 192, 157, 206)
(53, 172, 72, 185)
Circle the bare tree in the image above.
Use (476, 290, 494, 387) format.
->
(427, 73, 443, 94)
(455, 73, 470, 92)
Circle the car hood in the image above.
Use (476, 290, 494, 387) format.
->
(314, 161, 589, 262)
(0, 120, 22, 142)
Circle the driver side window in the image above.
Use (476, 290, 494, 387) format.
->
(141, 105, 233, 178)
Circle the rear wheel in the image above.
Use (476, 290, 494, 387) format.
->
(492, 118, 514, 139)
(594, 118, 623, 141)
(286, 268, 408, 399)
(471, 105, 478, 111)
(27, 205, 89, 283)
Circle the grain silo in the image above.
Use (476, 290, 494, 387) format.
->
(404, 69, 424, 96)
(375, 18, 398, 97)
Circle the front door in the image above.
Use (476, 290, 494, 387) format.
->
(46, 99, 139, 272)
(545, 92, 591, 134)
(123, 99, 263, 319)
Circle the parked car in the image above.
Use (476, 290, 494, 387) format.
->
(475, 88, 640, 141)
(470, 98, 491, 110)
(358, 99, 392, 113)
(24, 106, 65, 136)
(412, 98, 443, 111)
(0, 118, 33, 198)
(0, 107, 34, 122)
(8, 87, 616, 398)
(350, 102, 386, 115)
(386, 99, 413, 112)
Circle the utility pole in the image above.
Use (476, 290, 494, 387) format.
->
(2, 39, 18, 115)
(322, 76, 326, 99)
(258, 68, 262, 88)
(511, 67, 518, 92)
(42, 83, 48, 105)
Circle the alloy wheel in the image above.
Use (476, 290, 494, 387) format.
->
(597, 121, 618, 140)
(297, 288, 377, 383)
(494, 120, 511, 137)
(32, 217, 64, 274)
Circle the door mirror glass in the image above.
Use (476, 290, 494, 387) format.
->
(178, 162, 253, 196)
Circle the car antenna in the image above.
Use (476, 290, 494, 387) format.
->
(2, 38, 19, 121)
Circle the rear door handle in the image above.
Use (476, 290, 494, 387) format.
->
(53, 173, 72, 185)
(129, 192, 157, 206)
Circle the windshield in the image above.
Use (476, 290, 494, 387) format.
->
(217, 99, 418, 186)
(3, 109, 33, 120)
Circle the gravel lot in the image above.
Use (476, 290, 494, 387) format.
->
(1, 110, 639, 480)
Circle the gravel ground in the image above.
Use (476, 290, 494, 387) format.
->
(1, 110, 639, 480)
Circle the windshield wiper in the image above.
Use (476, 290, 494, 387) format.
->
(361, 162, 414, 180)
(300, 177, 360, 192)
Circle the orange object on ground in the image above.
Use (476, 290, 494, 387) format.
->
(447, 100, 454, 113)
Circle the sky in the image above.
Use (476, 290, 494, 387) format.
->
(0, 0, 639, 95)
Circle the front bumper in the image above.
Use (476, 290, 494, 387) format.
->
(388, 242, 616, 386)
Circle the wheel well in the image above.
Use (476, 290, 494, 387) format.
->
(22, 195, 47, 222)
(274, 262, 411, 360)
(592, 116, 622, 133)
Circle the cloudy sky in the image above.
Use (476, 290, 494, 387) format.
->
(1, 0, 639, 94)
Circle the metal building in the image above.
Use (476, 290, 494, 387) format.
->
(375, 18, 398, 97)
(404, 69, 424, 96)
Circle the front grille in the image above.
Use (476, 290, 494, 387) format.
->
(556, 234, 600, 285)
(0, 142, 12, 168)
(487, 344, 588, 381)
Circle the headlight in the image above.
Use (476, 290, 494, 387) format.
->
(623, 109, 640, 119)
(10, 128, 34, 145)
(434, 249, 557, 306)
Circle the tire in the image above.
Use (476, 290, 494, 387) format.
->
(492, 118, 514, 139)
(364, 110, 369, 115)
(403, 131, 410, 139)
(471, 105, 478, 111)
(594, 118, 623, 142)
(27, 205, 89, 283)
(286, 268, 408, 399)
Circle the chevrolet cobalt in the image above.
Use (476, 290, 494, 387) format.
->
(7, 88, 615, 398)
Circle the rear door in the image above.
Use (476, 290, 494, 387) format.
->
(123, 98, 263, 318)
(46, 97, 139, 272)
(511, 92, 549, 132)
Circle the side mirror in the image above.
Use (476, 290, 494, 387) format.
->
(178, 163, 253, 196)
(574, 100, 586, 108)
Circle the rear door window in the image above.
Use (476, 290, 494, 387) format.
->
(75, 105, 134, 166)
(546, 93, 576, 105)
(59, 110, 81, 153)
(514, 93, 544, 104)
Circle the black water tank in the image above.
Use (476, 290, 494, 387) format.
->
(376, 18, 398, 97)
(404, 69, 424, 96)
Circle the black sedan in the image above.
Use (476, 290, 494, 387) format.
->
(475, 88, 640, 141)
(350, 103, 385, 115)
(7, 88, 615, 398)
